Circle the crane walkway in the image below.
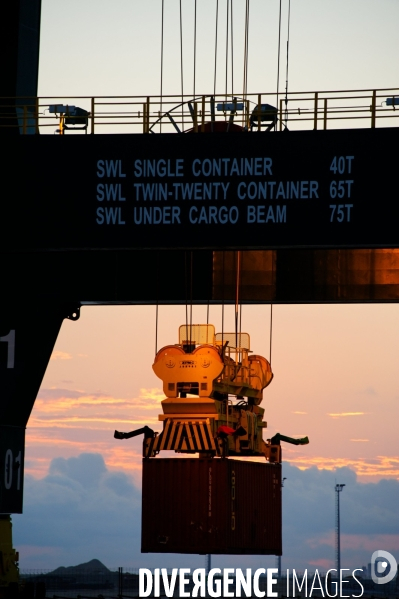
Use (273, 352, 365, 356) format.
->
(1, 87, 398, 135)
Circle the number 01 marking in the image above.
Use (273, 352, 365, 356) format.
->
(0, 330, 15, 368)
(4, 449, 22, 490)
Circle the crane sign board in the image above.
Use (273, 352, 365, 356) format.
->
(2, 127, 398, 252)
(0, 426, 25, 514)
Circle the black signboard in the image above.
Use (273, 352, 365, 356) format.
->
(3, 127, 398, 250)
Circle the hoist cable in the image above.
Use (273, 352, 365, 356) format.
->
(185, 251, 189, 344)
(155, 304, 159, 355)
(235, 250, 241, 348)
(242, 0, 248, 101)
(284, 0, 291, 127)
(190, 251, 193, 345)
(160, 0, 164, 132)
(239, 250, 243, 341)
(180, 0, 184, 128)
(269, 303, 273, 366)
(214, 0, 219, 99)
(193, 0, 197, 98)
(230, 0, 234, 96)
(221, 251, 225, 345)
(247, 0, 250, 97)
(155, 251, 159, 354)
(242, 0, 250, 101)
(269, 255, 274, 365)
(276, 0, 282, 124)
(225, 0, 229, 99)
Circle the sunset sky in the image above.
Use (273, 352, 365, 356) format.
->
(12, 0, 399, 572)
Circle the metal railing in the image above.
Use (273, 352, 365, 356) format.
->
(1, 87, 399, 134)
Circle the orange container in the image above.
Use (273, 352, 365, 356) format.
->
(142, 458, 282, 555)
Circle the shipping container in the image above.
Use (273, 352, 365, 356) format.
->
(142, 458, 281, 555)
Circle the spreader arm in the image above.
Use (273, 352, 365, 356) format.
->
(114, 425, 155, 440)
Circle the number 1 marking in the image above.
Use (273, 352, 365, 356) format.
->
(0, 330, 15, 368)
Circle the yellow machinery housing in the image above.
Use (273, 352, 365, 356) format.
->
(145, 324, 278, 460)
(115, 324, 308, 460)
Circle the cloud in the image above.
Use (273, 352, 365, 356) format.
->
(362, 386, 377, 396)
(37, 388, 92, 400)
(327, 412, 366, 418)
(50, 351, 72, 361)
(13, 453, 142, 569)
(350, 439, 369, 443)
(292, 411, 307, 415)
(26, 387, 169, 480)
(286, 455, 399, 479)
(13, 454, 399, 572)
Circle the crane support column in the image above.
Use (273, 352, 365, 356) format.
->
(0, 301, 80, 514)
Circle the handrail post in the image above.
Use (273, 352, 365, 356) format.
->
(195, 101, 198, 132)
(143, 102, 147, 133)
(279, 99, 283, 130)
(146, 97, 150, 132)
(257, 94, 261, 131)
(91, 97, 95, 134)
(371, 90, 376, 128)
(35, 97, 39, 134)
(201, 96, 205, 132)
(313, 92, 318, 130)
(323, 98, 328, 130)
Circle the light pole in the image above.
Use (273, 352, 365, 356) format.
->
(206, 554, 211, 575)
(335, 484, 345, 576)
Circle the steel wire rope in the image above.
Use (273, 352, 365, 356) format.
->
(239, 251, 243, 351)
(221, 251, 225, 346)
(269, 256, 274, 366)
(155, 303, 159, 354)
(269, 303, 273, 365)
(242, 0, 250, 128)
(225, 0, 230, 100)
(242, 0, 250, 103)
(185, 251, 189, 347)
(193, 0, 197, 98)
(155, 252, 159, 354)
(155, 304, 159, 354)
(235, 250, 241, 349)
(160, 0, 165, 132)
(276, 0, 282, 128)
(284, 0, 291, 128)
(242, 1, 247, 103)
(214, 0, 219, 99)
(190, 251, 193, 346)
(230, 0, 234, 96)
(180, 0, 184, 129)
